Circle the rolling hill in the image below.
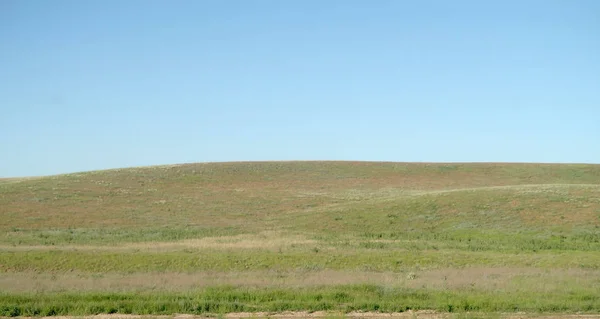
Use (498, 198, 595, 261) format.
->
(1, 161, 600, 317)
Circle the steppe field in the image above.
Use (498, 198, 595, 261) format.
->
(1, 161, 600, 318)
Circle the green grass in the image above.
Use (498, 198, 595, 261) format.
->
(2, 285, 600, 316)
(1, 248, 600, 273)
(1, 161, 600, 316)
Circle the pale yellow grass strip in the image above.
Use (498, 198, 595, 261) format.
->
(2, 268, 598, 293)
(0, 231, 316, 252)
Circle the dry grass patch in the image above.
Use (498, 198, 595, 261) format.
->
(2, 268, 599, 293)
(0, 231, 316, 252)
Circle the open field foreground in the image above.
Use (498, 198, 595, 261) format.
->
(1, 162, 600, 317)
(4, 312, 600, 319)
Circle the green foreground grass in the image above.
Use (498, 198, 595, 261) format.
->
(1, 162, 600, 316)
(2, 284, 600, 317)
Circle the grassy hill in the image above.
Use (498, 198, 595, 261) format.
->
(1, 161, 600, 317)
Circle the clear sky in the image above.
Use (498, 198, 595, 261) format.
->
(1, 0, 599, 177)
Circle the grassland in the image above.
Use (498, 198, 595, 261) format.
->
(1, 161, 600, 317)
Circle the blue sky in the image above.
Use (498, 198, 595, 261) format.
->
(1, 0, 599, 177)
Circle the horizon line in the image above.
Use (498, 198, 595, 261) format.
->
(3, 159, 600, 179)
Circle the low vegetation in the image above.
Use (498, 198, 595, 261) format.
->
(1, 162, 600, 316)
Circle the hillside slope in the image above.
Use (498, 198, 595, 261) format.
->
(1, 161, 600, 315)
(2, 162, 599, 245)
